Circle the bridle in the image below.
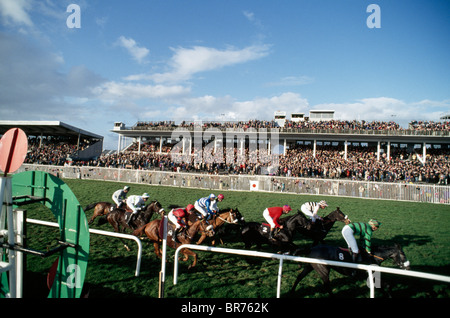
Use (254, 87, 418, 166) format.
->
(217, 211, 238, 224)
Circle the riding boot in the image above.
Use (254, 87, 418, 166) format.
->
(350, 250, 358, 276)
(127, 213, 135, 226)
(173, 228, 180, 243)
(269, 228, 275, 240)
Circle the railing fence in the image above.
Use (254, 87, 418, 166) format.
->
(17, 164, 450, 205)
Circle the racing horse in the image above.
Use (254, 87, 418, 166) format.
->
(105, 200, 164, 232)
(241, 211, 310, 253)
(132, 218, 214, 269)
(99, 200, 164, 250)
(241, 208, 349, 252)
(188, 208, 244, 245)
(290, 243, 410, 297)
(84, 201, 114, 225)
(294, 207, 350, 246)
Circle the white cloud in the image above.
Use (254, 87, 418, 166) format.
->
(126, 44, 271, 83)
(0, 33, 105, 122)
(243, 10, 263, 29)
(117, 36, 150, 64)
(92, 81, 190, 102)
(0, 0, 33, 26)
(164, 92, 309, 123)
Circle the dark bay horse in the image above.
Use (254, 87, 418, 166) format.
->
(294, 207, 350, 246)
(241, 211, 309, 253)
(104, 200, 164, 233)
(241, 208, 349, 252)
(84, 201, 114, 225)
(132, 218, 214, 269)
(290, 243, 410, 297)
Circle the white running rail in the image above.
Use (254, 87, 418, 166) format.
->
(26, 218, 143, 277)
(173, 244, 450, 298)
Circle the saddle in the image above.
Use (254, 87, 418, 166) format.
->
(260, 223, 281, 236)
(159, 222, 186, 240)
(337, 247, 363, 262)
(260, 223, 270, 234)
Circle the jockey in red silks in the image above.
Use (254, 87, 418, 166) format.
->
(168, 204, 195, 243)
(262, 205, 292, 240)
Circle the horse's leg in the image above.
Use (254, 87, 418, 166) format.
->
(88, 214, 95, 225)
(184, 250, 197, 269)
(153, 242, 162, 258)
(291, 264, 314, 293)
(314, 264, 333, 297)
(196, 233, 207, 245)
(88, 206, 100, 225)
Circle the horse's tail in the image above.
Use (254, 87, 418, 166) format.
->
(84, 202, 98, 211)
(132, 224, 147, 237)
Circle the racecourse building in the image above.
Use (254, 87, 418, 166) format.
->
(111, 118, 450, 165)
(0, 120, 104, 162)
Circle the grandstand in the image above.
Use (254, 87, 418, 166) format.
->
(0, 120, 104, 163)
(106, 118, 449, 184)
(8, 117, 449, 185)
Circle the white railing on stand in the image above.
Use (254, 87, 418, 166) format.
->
(173, 244, 450, 298)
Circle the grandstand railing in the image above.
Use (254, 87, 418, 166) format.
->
(17, 164, 450, 205)
(123, 125, 450, 137)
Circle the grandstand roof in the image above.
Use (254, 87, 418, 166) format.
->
(0, 120, 103, 140)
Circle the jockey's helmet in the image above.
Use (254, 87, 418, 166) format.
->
(186, 204, 195, 212)
(283, 205, 292, 212)
(368, 219, 381, 228)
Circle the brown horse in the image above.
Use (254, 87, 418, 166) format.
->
(99, 200, 164, 250)
(133, 218, 214, 269)
(105, 200, 164, 233)
(84, 201, 114, 225)
(188, 208, 242, 245)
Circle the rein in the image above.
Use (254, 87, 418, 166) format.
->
(372, 254, 384, 261)
(217, 212, 237, 224)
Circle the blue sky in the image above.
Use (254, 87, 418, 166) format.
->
(1, 0, 449, 149)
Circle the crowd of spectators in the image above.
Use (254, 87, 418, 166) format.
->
(133, 119, 450, 132)
(77, 141, 449, 185)
(21, 120, 450, 185)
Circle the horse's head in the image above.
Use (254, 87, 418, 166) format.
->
(392, 243, 410, 270)
(233, 208, 245, 224)
(147, 200, 165, 216)
(373, 244, 410, 270)
(328, 207, 350, 224)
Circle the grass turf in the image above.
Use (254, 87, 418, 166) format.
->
(21, 178, 450, 298)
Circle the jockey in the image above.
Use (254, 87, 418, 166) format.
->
(126, 193, 150, 225)
(194, 193, 224, 222)
(300, 200, 328, 224)
(341, 219, 381, 263)
(262, 205, 292, 240)
(112, 186, 130, 209)
(168, 204, 195, 243)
